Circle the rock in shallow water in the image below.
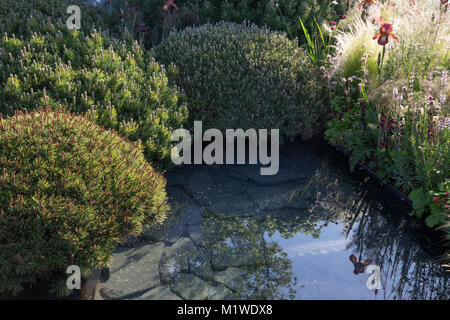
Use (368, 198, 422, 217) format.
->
(136, 285, 181, 300)
(102, 242, 164, 299)
(170, 273, 235, 300)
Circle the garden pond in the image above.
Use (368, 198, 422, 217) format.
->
(92, 139, 449, 300)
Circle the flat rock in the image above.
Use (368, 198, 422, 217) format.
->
(209, 285, 237, 300)
(164, 236, 196, 257)
(102, 242, 164, 299)
(180, 205, 204, 244)
(213, 267, 243, 287)
(171, 273, 232, 300)
(226, 166, 308, 186)
(165, 167, 190, 186)
(140, 225, 169, 243)
(210, 248, 264, 270)
(136, 286, 181, 300)
(141, 188, 200, 243)
(160, 237, 198, 283)
(182, 167, 256, 216)
(166, 187, 195, 216)
(187, 224, 203, 245)
(246, 185, 311, 211)
(165, 205, 204, 244)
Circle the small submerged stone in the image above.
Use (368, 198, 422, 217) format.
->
(136, 286, 181, 300)
(102, 242, 164, 299)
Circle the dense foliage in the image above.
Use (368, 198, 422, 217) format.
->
(322, 0, 449, 248)
(183, 0, 347, 41)
(1, 0, 448, 283)
(0, 0, 188, 169)
(103, 0, 347, 47)
(0, 0, 105, 39)
(0, 109, 170, 295)
(155, 21, 329, 139)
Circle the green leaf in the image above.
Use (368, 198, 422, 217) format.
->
(425, 204, 445, 228)
(408, 188, 428, 218)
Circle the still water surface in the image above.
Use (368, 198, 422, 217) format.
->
(150, 140, 449, 300)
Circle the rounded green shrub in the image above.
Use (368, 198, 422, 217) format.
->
(155, 22, 329, 139)
(0, 109, 170, 295)
(0, 0, 188, 170)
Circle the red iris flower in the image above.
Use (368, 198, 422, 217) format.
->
(349, 254, 373, 275)
(373, 23, 399, 45)
(161, 0, 179, 12)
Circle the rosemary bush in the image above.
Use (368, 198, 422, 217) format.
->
(155, 22, 329, 139)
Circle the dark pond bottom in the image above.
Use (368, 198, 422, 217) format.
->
(3, 139, 449, 300)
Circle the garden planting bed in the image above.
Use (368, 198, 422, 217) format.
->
(0, 0, 448, 300)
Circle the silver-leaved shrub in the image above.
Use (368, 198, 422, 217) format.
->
(155, 22, 329, 139)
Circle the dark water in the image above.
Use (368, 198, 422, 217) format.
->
(106, 139, 446, 300)
(75, 0, 449, 299)
(3, 140, 448, 300)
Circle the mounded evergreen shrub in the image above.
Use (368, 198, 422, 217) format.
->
(155, 22, 329, 139)
(0, 109, 170, 295)
(0, 0, 188, 169)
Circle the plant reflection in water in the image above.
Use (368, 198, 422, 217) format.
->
(160, 159, 448, 300)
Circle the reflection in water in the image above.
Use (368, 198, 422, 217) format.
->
(203, 215, 297, 299)
(346, 193, 449, 300)
(349, 254, 372, 275)
(159, 213, 298, 299)
(4, 143, 447, 300)
(161, 154, 448, 300)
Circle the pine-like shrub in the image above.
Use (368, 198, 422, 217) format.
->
(0, 0, 106, 39)
(0, 0, 188, 169)
(155, 22, 329, 139)
(0, 109, 170, 295)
